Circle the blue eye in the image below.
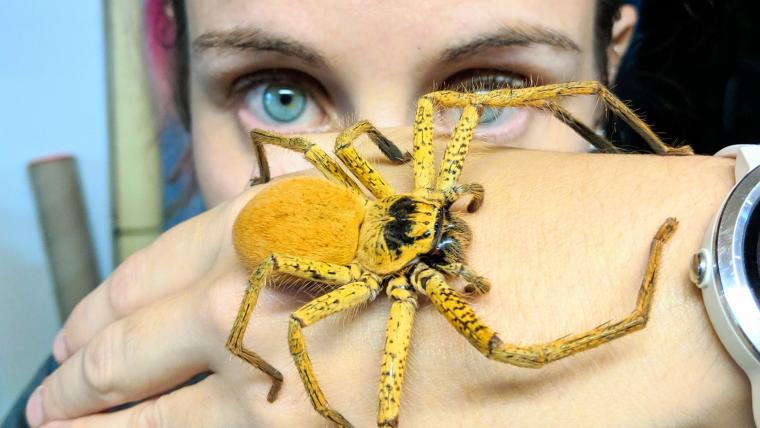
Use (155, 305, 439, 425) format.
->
(478, 107, 502, 124)
(262, 84, 307, 123)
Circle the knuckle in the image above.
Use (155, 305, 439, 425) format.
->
(204, 280, 239, 338)
(133, 398, 167, 428)
(41, 373, 71, 420)
(63, 301, 89, 350)
(82, 324, 124, 398)
(108, 249, 149, 317)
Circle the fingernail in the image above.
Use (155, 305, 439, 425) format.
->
(52, 330, 68, 362)
(25, 386, 44, 427)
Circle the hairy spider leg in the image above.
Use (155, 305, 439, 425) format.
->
(427, 211, 491, 296)
(477, 81, 693, 155)
(435, 104, 480, 192)
(377, 276, 418, 428)
(249, 129, 363, 196)
(411, 217, 678, 368)
(289, 272, 382, 428)
(438, 262, 491, 295)
(541, 102, 621, 153)
(335, 120, 411, 200)
(410, 94, 487, 206)
(446, 183, 485, 213)
(411, 94, 485, 194)
(248, 139, 271, 186)
(411, 99, 495, 296)
(412, 96, 436, 190)
(226, 274, 282, 402)
(226, 253, 361, 402)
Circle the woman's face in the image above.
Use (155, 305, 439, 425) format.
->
(184, 0, 633, 205)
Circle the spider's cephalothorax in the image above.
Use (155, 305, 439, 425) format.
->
(227, 83, 687, 428)
(357, 192, 486, 295)
(359, 193, 450, 274)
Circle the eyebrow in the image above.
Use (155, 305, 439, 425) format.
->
(440, 26, 581, 63)
(192, 28, 328, 67)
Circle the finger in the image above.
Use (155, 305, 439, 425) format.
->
(58, 189, 256, 361)
(31, 286, 217, 425)
(40, 374, 331, 428)
(39, 376, 243, 428)
(55, 129, 393, 360)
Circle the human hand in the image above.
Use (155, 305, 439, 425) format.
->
(26, 130, 752, 427)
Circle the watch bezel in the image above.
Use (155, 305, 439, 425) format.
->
(715, 164, 760, 360)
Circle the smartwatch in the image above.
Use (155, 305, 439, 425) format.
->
(691, 144, 760, 425)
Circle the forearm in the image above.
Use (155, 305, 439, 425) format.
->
(408, 148, 748, 427)
(235, 134, 750, 427)
(37, 132, 747, 428)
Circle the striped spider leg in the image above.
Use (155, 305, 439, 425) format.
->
(373, 85, 683, 426)
(228, 123, 410, 426)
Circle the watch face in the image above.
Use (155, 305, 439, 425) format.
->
(717, 163, 760, 358)
(746, 201, 760, 298)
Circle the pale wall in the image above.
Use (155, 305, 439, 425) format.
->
(0, 0, 111, 417)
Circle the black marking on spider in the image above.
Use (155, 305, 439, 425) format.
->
(384, 197, 419, 253)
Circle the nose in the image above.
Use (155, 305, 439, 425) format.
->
(350, 84, 417, 129)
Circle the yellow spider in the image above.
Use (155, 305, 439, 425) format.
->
(226, 81, 690, 427)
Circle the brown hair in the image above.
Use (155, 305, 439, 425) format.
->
(169, 0, 190, 127)
(595, 0, 623, 84)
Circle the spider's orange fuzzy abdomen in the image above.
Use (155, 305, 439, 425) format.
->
(233, 177, 364, 269)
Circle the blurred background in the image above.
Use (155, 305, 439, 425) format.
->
(613, 0, 760, 153)
(1, 0, 759, 420)
(0, 0, 110, 418)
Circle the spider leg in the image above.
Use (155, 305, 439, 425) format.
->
(249, 129, 364, 196)
(435, 104, 480, 191)
(412, 92, 482, 193)
(412, 96, 436, 190)
(437, 262, 491, 295)
(289, 272, 382, 428)
(226, 254, 360, 402)
(378, 275, 418, 428)
(334, 120, 411, 199)
(412, 218, 677, 368)
(479, 81, 693, 155)
(428, 212, 489, 294)
(445, 182, 484, 213)
(541, 101, 621, 153)
(248, 139, 271, 186)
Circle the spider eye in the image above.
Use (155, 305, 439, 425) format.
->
(260, 84, 307, 123)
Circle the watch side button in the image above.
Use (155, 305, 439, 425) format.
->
(690, 250, 710, 289)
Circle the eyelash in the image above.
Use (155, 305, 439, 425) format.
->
(437, 69, 530, 93)
(435, 69, 536, 141)
(229, 69, 323, 101)
(228, 67, 536, 136)
(230, 69, 333, 133)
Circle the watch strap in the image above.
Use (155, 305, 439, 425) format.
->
(714, 144, 760, 181)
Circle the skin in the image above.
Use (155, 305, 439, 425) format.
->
(186, 0, 637, 205)
(26, 133, 751, 427)
(25, 0, 752, 427)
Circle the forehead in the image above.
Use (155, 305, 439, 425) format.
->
(185, 0, 597, 56)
